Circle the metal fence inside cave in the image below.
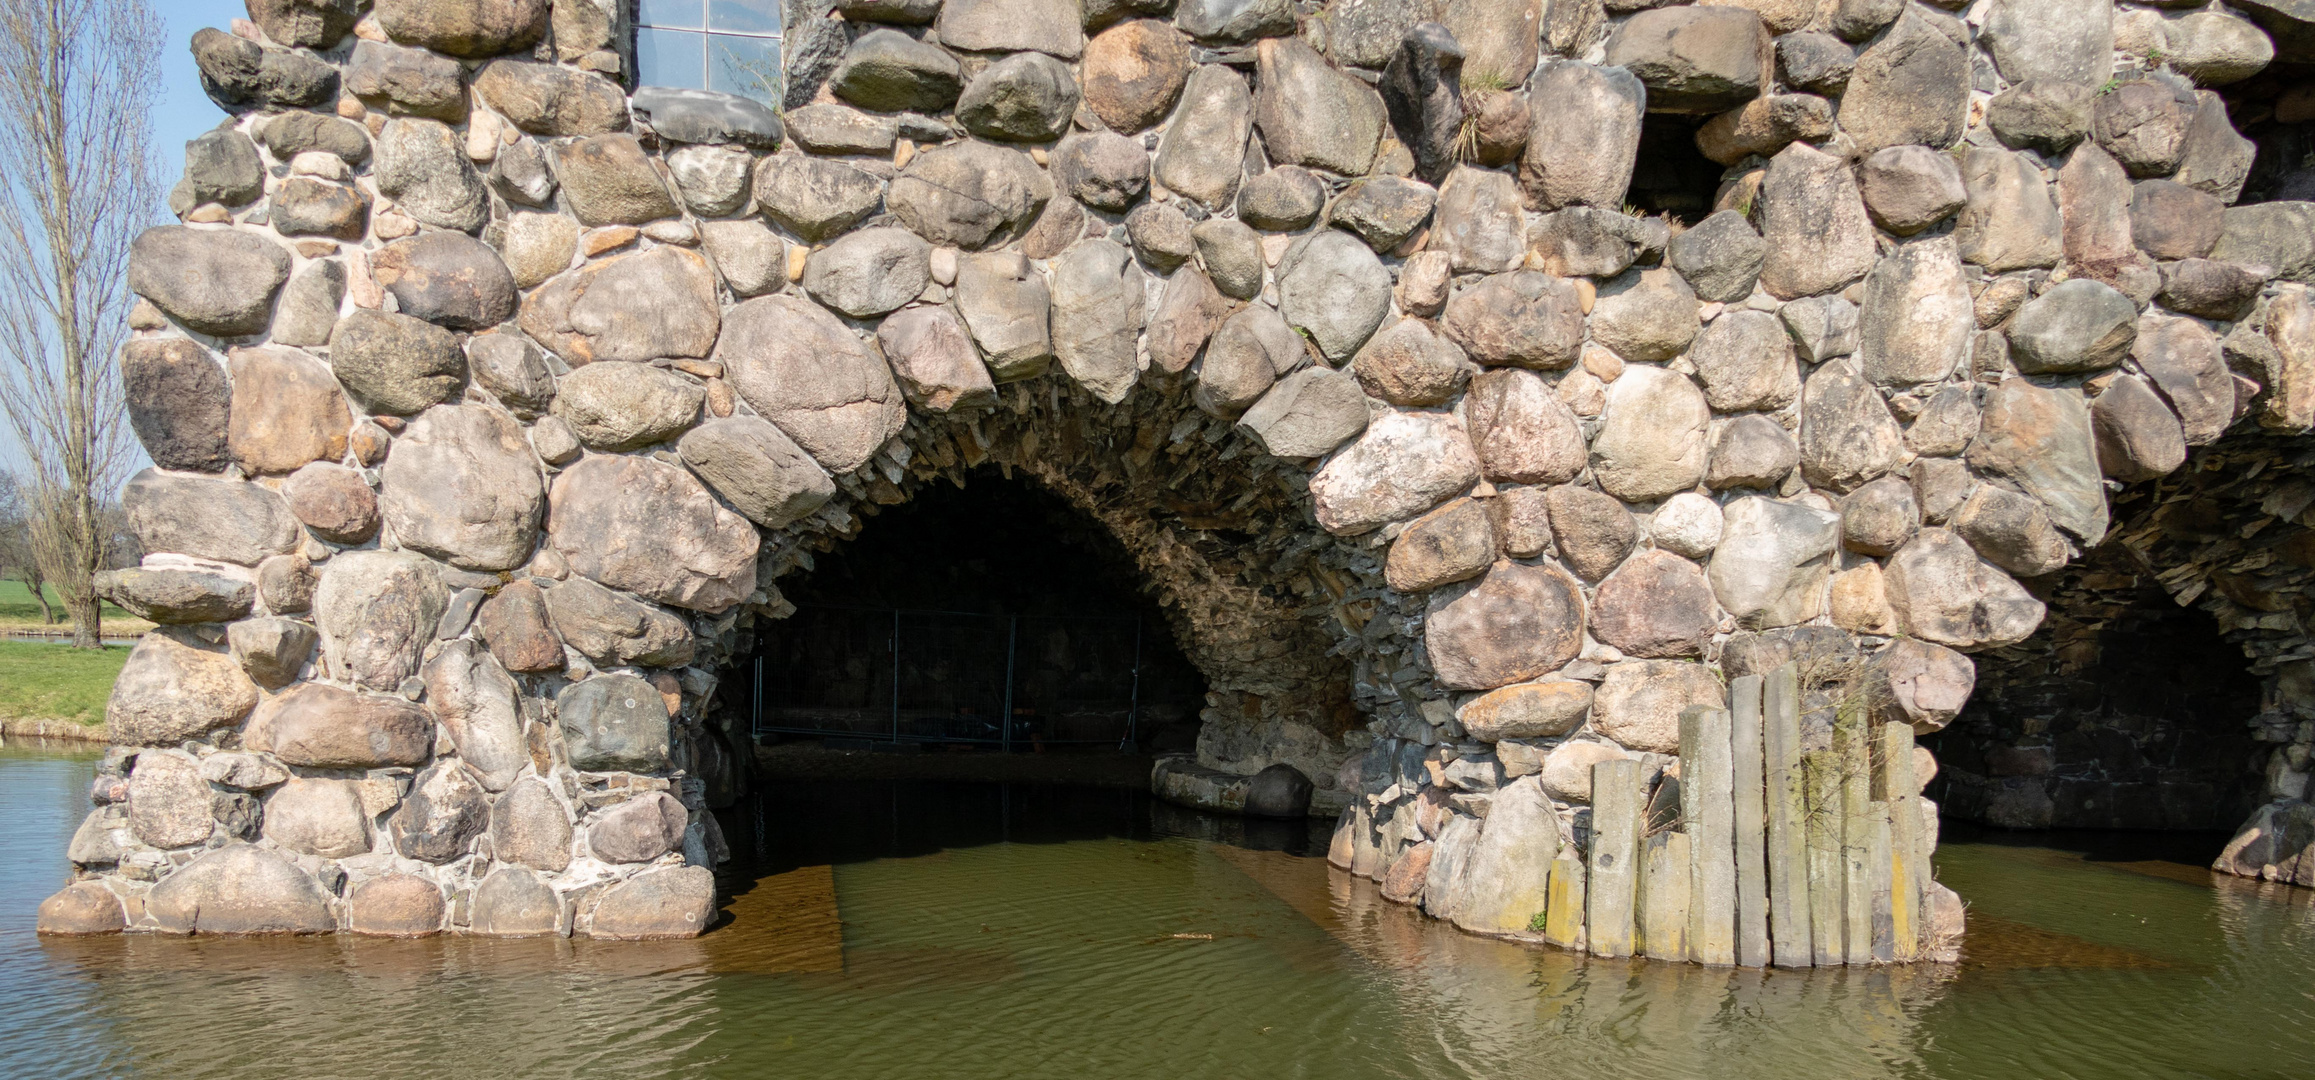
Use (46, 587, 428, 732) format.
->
(750, 604, 1148, 750)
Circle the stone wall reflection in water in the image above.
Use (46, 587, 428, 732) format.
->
(7, 744, 2315, 1079)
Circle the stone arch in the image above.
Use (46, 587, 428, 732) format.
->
(43, 0, 2315, 956)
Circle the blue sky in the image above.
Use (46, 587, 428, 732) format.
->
(154, 1, 249, 184)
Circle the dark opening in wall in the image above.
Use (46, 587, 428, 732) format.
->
(1625, 111, 1725, 220)
(721, 471, 1209, 755)
(1922, 546, 2264, 833)
(2220, 62, 2315, 202)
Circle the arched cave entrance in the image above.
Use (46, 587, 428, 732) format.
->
(718, 471, 1210, 757)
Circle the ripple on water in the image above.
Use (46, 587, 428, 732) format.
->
(4, 760, 2315, 1080)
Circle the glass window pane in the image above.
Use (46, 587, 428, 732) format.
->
(708, 0, 781, 35)
(708, 33, 781, 103)
(637, 27, 708, 90)
(638, 0, 705, 29)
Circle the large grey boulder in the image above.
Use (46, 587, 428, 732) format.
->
(1195, 218, 1264, 302)
(147, 843, 335, 935)
(2163, 9, 2275, 86)
(1526, 206, 1648, 279)
(490, 778, 573, 872)
(2211, 201, 2315, 284)
(1125, 201, 1196, 272)
(1858, 145, 1967, 236)
(1465, 368, 1584, 485)
(107, 628, 258, 746)
(471, 868, 562, 936)
(1332, 176, 1437, 253)
(698, 219, 786, 298)
(373, 0, 548, 57)
(466, 333, 556, 419)
(313, 550, 448, 691)
(1952, 483, 2069, 578)
(227, 616, 318, 690)
(521, 245, 723, 365)
(1591, 364, 1710, 503)
(2008, 279, 2138, 375)
(1053, 131, 1149, 212)
(889, 140, 1052, 250)
(372, 232, 517, 332)
(1544, 484, 1635, 582)
(559, 673, 672, 773)
(121, 470, 299, 566)
(717, 294, 907, 474)
(346, 40, 466, 121)
(782, 103, 896, 156)
(1195, 303, 1296, 415)
(1857, 236, 1973, 387)
(753, 154, 884, 241)
(1780, 294, 1860, 364)
(2133, 315, 2234, 446)
(803, 227, 932, 318)
(1435, 776, 1557, 935)
(1237, 366, 1369, 459)
(1981, 0, 2112, 86)
(1592, 660, 1725, 755)
(2173, 90, 2256, 204)
(1968, 378, 2107, 545)
(423, 639, 526, 791)
(1430, 166, 1527, 274)
(1050, 239, 1147, 404)
(96, 568, 252, 625)
(1839, 9, 1968, 152)
(128, 226, 289, 337)
(1798, 359, 1903, 493)
(953, 251, 1054, 379)
(260, 777, 371, 858)
(1176, 0, 1295, 43)
(1603, 6, 1766, 113)
(1589, 267, 1698, 363)
(1667, 209, 1763, 303)
(1352, 318, 1470, 408)
(588, 791, 688, 863)
(2130, 179, 2225, 262)
(830, 28, 961, 113)
(1440, 271, 1584, 369)
(1883, 528, 2045, 649)
(1082, 19, 1192, 133)
(272, 259, 346, 347)
(2093, 80, 2197, 179)
(628, 86, 783, 149)
(1708, 414, 1800, 491)
(1987, 80, 2094, 154)
(680, 416, 837, 530)
(1378, 21, 1464, 183)
(1954, 148, 2064, 273)
(957, 52, 1080, 142)
(391, 761, 489, 864)
(1756, 142, 1876, 299)
(245, 682, 431, 768)
(545, 575, 698, 669)
(249, 0, 358, 49)
(1153, 65, 1253, 210)
(1254, 37, 1385, 175)
(546, 455, 759, 612)
(178, 128, 264, 208)
(1310, 410, 1480, 535)
(1842, 475, 1921, 557)
(120, 339, 231, 473)
(589, 865, 716, 940)
(328, 309, 467, 415)
(126, 753, 215, 855)
(379, 404, 544, 570)
(1709, 495, 1839, 629)
(1870, 637, 1977, 734)
(1424, 560, 1587, 691)
(375, 118, 489, 231)
(193, 28, 338, 113)
(1520, 60, 1643, 211)
(1690, 309, 1800, 412)
(937, 0, 1085, 57)
(554, 134, 680, 226)
(1278, 230, 1391, 365)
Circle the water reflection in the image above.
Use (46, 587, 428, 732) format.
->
(4, 748, 2314, 1079)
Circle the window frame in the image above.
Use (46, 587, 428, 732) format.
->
(634, 0, 784, 103)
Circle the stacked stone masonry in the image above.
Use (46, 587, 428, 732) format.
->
(34, 0, 2315, 953)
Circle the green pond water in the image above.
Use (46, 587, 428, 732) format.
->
(3, 740, 2311, 1079)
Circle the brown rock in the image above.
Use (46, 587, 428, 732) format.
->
(282, 462, 379, 544)
(1352, 318, 1469, 406)
(2090, 374, 2187, 482)
(1591, 660, 1725, 755)
(546, 454, 760, 613)
(347, 873, 445, 937)
(1458, 679, 1592, 742)
(245, 681, 433, 768)
(586, 791, 688, 863)
(147, 843, 335, 935)
(588, 865, 716, 940)
(490, 776, 574, 872)
(1465, 368, 1585, 486)
(1081, 19, 1192, 134)
(227, 346, 350, 475)
(261, 776, 372, 858)
(1840, 475, 1920, 557)
(474, 579, 564, 673)
(128, 751, 214, 849)
(1590, 549, 1716, 659)
(1385, 498, 1496, 593)
(105, 628, 261, 746)
(1543, 485, 1635, 582)
(1381, 841, 1433, 904)
(120, 338, 232, 473)
(472, 868, 563, 936)
(1488, 484, 1552, 559)
(1423, 560, 1586, 691)
(36, 882, 124, 935)
(1440, 271, 1585, 369)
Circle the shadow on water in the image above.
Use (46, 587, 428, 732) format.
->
(5, 741, 2315, 1080)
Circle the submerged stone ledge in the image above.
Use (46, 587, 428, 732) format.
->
(42, 0, 2315, 951)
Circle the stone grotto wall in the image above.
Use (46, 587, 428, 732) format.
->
(34, 0, 2315, 949)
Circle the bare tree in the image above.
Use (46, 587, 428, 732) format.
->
(0, 469, 55, 624)
(0, 0, 159, 648)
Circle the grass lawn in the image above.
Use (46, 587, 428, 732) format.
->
(0, 579, 151, 635)
(0, 639, 126, 728)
